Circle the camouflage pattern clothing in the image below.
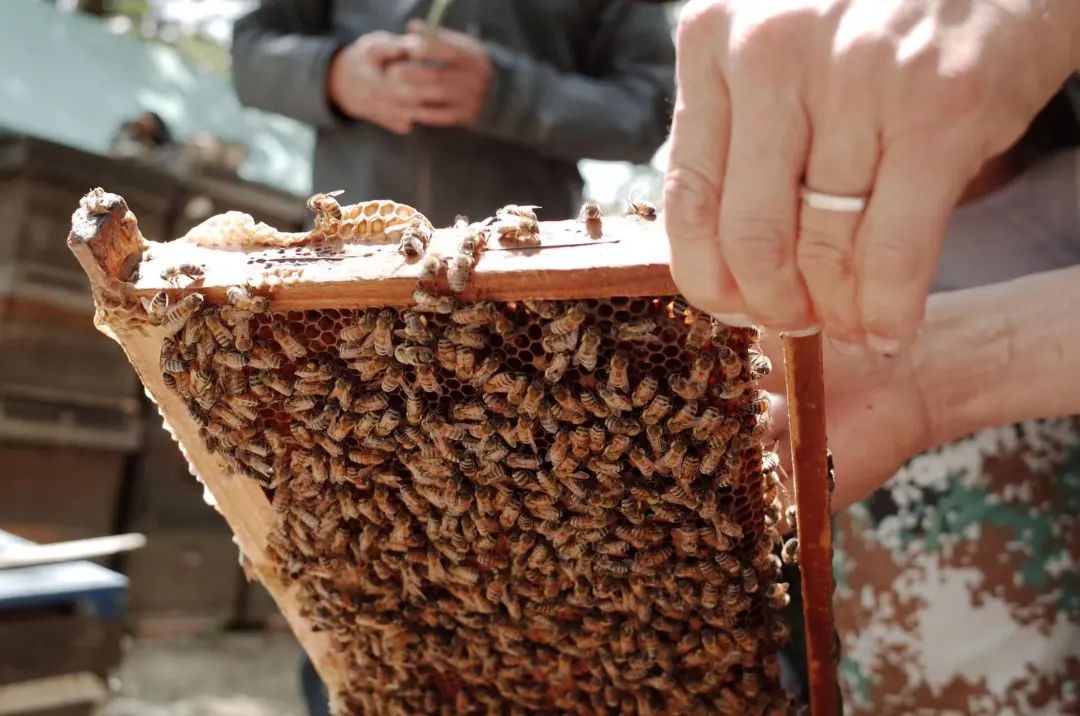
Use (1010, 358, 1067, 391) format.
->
(834, 144, 1080, 714)
(834, 418, 1080, 715)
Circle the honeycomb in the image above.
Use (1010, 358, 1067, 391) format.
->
(70, 190, 795, 715)
(155, 288, 793, 715)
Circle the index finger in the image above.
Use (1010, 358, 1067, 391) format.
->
(663, 3, 744, 320)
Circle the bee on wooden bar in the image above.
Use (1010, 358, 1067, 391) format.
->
(625, 192, 657, 221)
(160, 263, 205, 285)
(578, 200, 603, 238)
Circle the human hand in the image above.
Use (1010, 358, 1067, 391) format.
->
(759, 333, 931, 512)
(665, 0, 1080, 354)
(327, 31, 415, 134)
(395, 20, 493, 127)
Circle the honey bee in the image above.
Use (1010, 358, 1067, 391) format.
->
(659, 437, 689, 474)
(717, 345, 743, 380)
(615, 319, 657, 342)
(213, 350, 249, 370)
(781, 537, 799, 565)
(605, 350, 630, 391)
(160, 263, 205, 285)
(248, 346, 282, 370)
(415, 364, 441, 394)
(543, 351, 570, 384)
(446, 252, 475, 293)
(284, 395, 316, 414)
(493, 205, 541, 244)
(307, 189, 344, 226)
(641, 393, 672, 425)
(467, 355, 500, 388)
(626, 444, 656, 479)
(450, 302, 496, 328)
(224, 285, 268, 313)
(381, 363, 404, 393)
(146, 291, 170, 326)
(159, 346, 187, 374)
(597, 384, 632, 412)
(578, 390, 609, 419)
(504, 381, 537, 419)
(159, 293, 204, 334)
(625, 193, 657, 221)
(412, 287, 456, 314)
(339, 312, 378, 342)
(375, 407, 400, 436)
(453, 347, 475, 380)
(549, 303, 587, 337)
(688, 351, 716, 385)
(394, 344, 433, 366)
(369, 308, 395, 357)
(631, 374, 659, 407)
(578, 200, 603, 238)
(749, 350, 772, 380)
(271, 320, 306, 360)
(392, 217, 432, 259)
(666, 400, 698, 434)
(452, 402, 487, 422)
(605, 415, 641, 436)
(685, 313, 712, 350)
(731, 627, 758, 653)
(691, 407, 722, 442)
(351, 354, 391, 381)
(747, 389, 771, 416)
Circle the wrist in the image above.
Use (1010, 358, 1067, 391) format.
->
(912, 266, 1080, 447)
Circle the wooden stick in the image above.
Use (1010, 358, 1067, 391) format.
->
(0, 533, 146, 570)
(782, 334, 839, 716)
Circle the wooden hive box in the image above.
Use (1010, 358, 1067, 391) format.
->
(67, 189, 799, 715)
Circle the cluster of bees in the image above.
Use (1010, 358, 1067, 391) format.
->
(147, 284, 792, 714)
(137, 192, 797, 715)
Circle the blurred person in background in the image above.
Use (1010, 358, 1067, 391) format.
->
(230, 1, 676, 226)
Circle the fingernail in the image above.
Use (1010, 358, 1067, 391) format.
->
(709, 313, 755, 327)
(866, 333, 901, 357)
(827, 336, 865, 357)
(781, 325, 821, 338)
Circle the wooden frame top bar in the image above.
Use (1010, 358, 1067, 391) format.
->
(88, 195, 678, 308)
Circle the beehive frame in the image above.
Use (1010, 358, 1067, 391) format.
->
(68, 190, 802, 715)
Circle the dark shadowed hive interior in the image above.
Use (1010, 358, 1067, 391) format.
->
(152, 285, 794, 715)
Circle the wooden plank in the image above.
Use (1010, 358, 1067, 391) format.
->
(0, 534, 146, 571)
(130, 215, 675, 309)
(782, 335, 838, 716)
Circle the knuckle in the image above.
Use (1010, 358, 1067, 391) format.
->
(663, 169, 718, 235)
(719, 213, 793, 272)
(933, 69, 991, 122)
(796, 226, 853, 277)
(677, 0, 730, 49)
(863, 234, 921, 284)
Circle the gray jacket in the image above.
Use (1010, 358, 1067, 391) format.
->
(231, 1, 675, 225)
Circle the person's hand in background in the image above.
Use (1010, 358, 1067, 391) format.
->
(665, 0, 1080, 354)
(327, 31, 415, 135)
(397, 20, 493, 128)
(759, 333, 930, 512)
